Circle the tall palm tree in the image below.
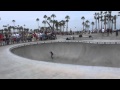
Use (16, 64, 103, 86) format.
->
(53, 20, 56, 31)
(47, 17, 51, 24)
(51, 14, 56, 31)
(44, 15, 47, 21)
(113, 15, 117, 30)
(100, 11, 103, 30)
(81, 16, 85, 31)
(87, 25, 90, 31)
(50, 20, 53, 25)
(91, 22, 94, 31)
(97, 13, 100, 31)
(12, 20, 15, 33)
(82, 22, 85, 32)
(44, 15, 47, 30)
(94, 13, 97, 30)
(42, 20, 46, 31)
(61, 20, 66, 32)
(50, 20, 53, 30)
(36, 18, 39, 31)
(103, 11, 107, 31)
(111, 17, 114, 31)
(84, 23, 87, 31)
(86, 20, 90, 31)
(47, 17, 52, 30)
(59, 21, 63, 32)
(66, 19, 69, 32)
(65, 15, 70, 32)
(54, 20, 59, 30)
(108, 11, 112, 30)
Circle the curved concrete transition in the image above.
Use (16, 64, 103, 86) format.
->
(11, 42, 120, 68)
(1, 40, 120, 79)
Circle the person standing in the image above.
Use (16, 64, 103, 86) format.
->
(116, 30, 118, 37)
(50, 51, 54, 59)
(102, 28, 104, 36)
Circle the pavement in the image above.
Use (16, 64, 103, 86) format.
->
(1, 34, 120, 79)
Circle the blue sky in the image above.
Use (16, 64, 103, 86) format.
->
(0, 11, 120, 31)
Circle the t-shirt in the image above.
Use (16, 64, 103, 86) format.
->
(0, 34, 3, 40)
(102, 29, 104, 32)
(16, 34, 19, 38)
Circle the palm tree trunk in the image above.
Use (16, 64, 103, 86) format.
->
(105, 16, 106, 31)
(83, 21, 84, 31)
(53, 18, 54, 31)
(111, 21, 113, 31)
(67, 22, 68, 32)
(98, 19, 99, 31)
(96, 19, 97, 31)
(38, 22, 39, 31)
(66, 22, 68, 32)
(101, 19, 102, 30)
(115, 19, 116, 30)
(92, 25, 93, 31)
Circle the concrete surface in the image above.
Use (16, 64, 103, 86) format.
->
(11, 42, 120, 68)
(1, 35, 120, 79)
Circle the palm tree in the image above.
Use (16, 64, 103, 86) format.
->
(86, 20, 90, 31)
(12, 20, 15, 26)
(44, 15, 47, 30)
(81, 16, 85, 31)
(87, 25, 90, 31)
(94, 13, 97, 30)
(12, 20, 15, 33)
(97, 13, 100, 31)
(100, 11, 103, 30)
(61, 20, 66, 32)
(51, 14, 56, 31)
(36, 18, 39, 31)
(108, 11, 112, 30)
(59, 21, 63, 32)
(49, 20, 53, 30)
(42, 20, 46, 31)
(84, 22, 88, 31)
(54, 20, 59, 30)
(47, 17, 51, 24)
(52, 20, 55, 29)
(65, 15, 70, 32)
(103, 11, 107, 31)
(113, 15, 117, 30)
(111, 17, 114, 31)
(50, 20, 53, 25)
(91, 22, 94, 31)
(44, 15, 47, 20)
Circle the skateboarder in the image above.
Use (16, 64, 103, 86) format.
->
(50, 51, 53, 59)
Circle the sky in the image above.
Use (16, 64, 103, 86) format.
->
(0, 11, 120, 31)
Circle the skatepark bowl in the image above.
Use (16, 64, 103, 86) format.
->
(11, 42, 120, 68)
